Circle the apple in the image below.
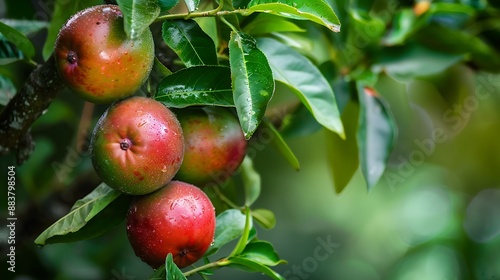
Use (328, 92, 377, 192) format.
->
(54, 5, 154, 104)
(174, 107, 247, 188)
(126, 180, 216, 268)
(90, 96, 184, 195)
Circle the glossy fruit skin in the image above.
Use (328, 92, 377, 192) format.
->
(54, 5, 154, 104)
(90, 96, 184, 195)
(126, 180, 216, 269)
(174, 107, 247, 188)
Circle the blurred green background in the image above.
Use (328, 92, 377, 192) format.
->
(1, 0, 500, 279)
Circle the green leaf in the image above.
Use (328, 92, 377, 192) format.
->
(261, 119, 300, 170)
(242, 13, 305, 36)
(430, 2, 477, 17)
(227, 256, 286, 280)
(148, 265, 166, 279)
(372, 43, 464, 82)
(416, 24, 500, 72)
(116, 0, 160, 40)
(162, 19, 218, 67)
(252, 208, 276, 229)
(159, 0, 179, 11)
(246, 0, 340, 32)
(280, 104, 323, 138)
(34, 183, 129, 245)
(0, 21, 35, 61)
(205, 209, 248, 256)
(257, 37, 344, 137)
(390, 3, 477, 46)
(184, 0, 201, 12)
(149, 58, 173, 95)
(42, 0, 101, 60)
(241, 156, 261, 206)
(357, 86, 397, 191)
(154, 57, 173, 77)
(229, 31, 274, 139)
(234, 0, 251, 9)
(0, 75, 16, 106)
(240, 240, 286, 266)
(0, 41, 23, 65)
(166, 253, 187, 280)
(382, 9, 418, 46)
(194, 16, 218, 47)
(230, 206, 252, 257)
(271, 22, 335, 64)
(0, 19, 48, 37)
(84, 188, 123, 222)
(348, 8, 386, 44)
(155, 66, 234, 108)
(326, 100, 360, 194)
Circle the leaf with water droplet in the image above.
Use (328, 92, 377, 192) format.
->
(155, 66, 234, 108)
(116, 0, 160, 40)
(246, 0, 340, 32)
(162, 19, 217, 67)
(184, 0, 201, 12)
(229, 31, 274, 139)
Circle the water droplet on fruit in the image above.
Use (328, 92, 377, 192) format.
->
(161, 165, 168, 173)
(170, 201, 178, 210)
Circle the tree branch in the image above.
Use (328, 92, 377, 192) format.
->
(0, 54, 65, 164)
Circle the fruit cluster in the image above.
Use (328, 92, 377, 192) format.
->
(54, 4, 247, 269)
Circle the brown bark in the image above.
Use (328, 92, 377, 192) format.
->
(0, 54, 65, 164)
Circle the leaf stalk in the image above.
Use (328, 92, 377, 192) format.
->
(155, 2, 245, 22)
(183, 258, 231, 277)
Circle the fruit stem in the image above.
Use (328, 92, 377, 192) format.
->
(155, 2, 246, 22)
(219, 16, 238, 33)
(183, 258, 230, 277)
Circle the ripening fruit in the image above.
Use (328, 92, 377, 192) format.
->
(126, 180, 216, 268)
(174, 106, 247, 188)
(54, 4, 154, 104)
(90, 96, 184, 195)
